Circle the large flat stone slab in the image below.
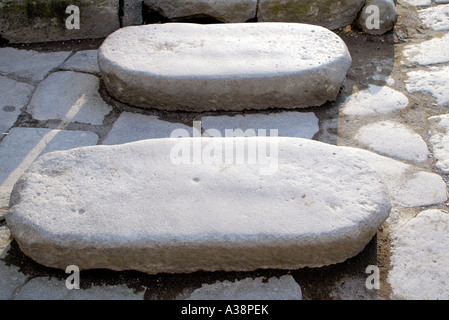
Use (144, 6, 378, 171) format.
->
(98, 23, 352, 112)
(6, 138, 391, 274)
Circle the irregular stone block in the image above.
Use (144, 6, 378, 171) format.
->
(0, 0, 120, 43)
(98, 23, 352, 111)
(356, 0, 398, 35)
(122, 0, 143, 26)
(143, 0, 257, 23)
(6, 138, 391, 274)
(257, 0, 366, 30)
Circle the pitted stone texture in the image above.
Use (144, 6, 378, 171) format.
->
(27, 71, 112, 125)
(0, 76, 34, 135)
(0, 48, 71, 83)
(0, 0, 120, 44)
(356, 0, 398, 35)
(143, 0, 257, 23)
(184, 275, 302, 300)
(257, 0, 366, 30)
(98, 23, 352, 112)
(0, 127, 99, 208)
(388, 209, 449, 300)
(6, 138, 391, 274)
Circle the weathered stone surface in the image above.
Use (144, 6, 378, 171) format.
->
(388, 209, 449, 300)
(257, 0, 366, 30)
(183, 275, 302, 300)
(143, 0, 257, 23)
(0, 76, 34, 135)
(99, 23, 352, 111)
(27, 71, 112, 125)
(201, 112, 319, 139)
(354, 121, 430, 163)
(403, 33, 449, 66)
(0, 127, 99, 209)
(0, 0, 120, 44)
(0, 48, 71, 83)
(406, 66, 449, 106)
(340, 85, 409, 116)
(429, 114, 449, 174)
(6, 138, 391, 274)
(122, 0, 143, 26)
(103, 112, 201, 145)
(356, 0, 398, 35)
(418, 4, 449, 31)
(60, 50, 100, 74)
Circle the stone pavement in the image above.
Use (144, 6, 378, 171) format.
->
(1, 0, 449, 300)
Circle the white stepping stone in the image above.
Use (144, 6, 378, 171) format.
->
(406, 65, 449, 106)
(143, 0, 257, 23)
(0, 48, 71, 83)
(340, 85, 409, 116)
(403, 33, 449, 66)
(401, 0, 431, 6)
(0, 76, 34, 134)
(201, 112, 319, 139)
(98, 23, 352, 112)
(0, 127, 99, 209)
(103, 112, 201, 145)
(6, 138, 391, 274)
(60, 50, 100, 74)
(418, 4, 449, 31)
(354, 121, 430, 163)
(183, 275, 302, 300)
(27, 71, 112, 125)
(388, 209, 449, 300)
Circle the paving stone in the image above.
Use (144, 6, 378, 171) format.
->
(143, 0, 257, 23)
(354, 121, 430, 163)
(340, 85, 409, 116)
(201, 112, 319, 139)
(60, 50, 100, 74)
(14, 277, 144, 300)
(356, 0, 398, 35)
(406, 66, 449, 106)
(0, 261, 28, 300)
(257, 0, 366, 30)
(403, 33, 449, 66)
(183, 275, 302, 300)
(27, 71, 112, 125)
(388, 209, 449, 300)
(429, 114, 449, 174)
(103, 112, 200, 145)
(418, 4, 449, 31)
(0, 76, 35, 135)
(347, 147, 447, 208)
(0, 48, 71, 83)
(0, 0, 120, 44)
(0, 127, 99, 209)
(98, 23, 352, 111)
(6, 138, 391, 274)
